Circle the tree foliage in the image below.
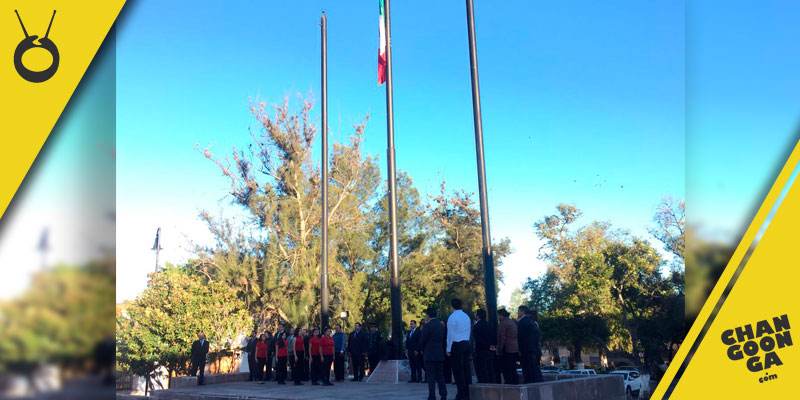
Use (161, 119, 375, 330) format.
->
(116, 264, 251, 385)
(0, 259, 115, 373)
(649, 196, 685, 262)
(192, 96, 510, 335)
(525, 203, 684, 368)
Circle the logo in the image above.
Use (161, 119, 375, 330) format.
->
(13, 10, 59, 83)
(721, 314, 793, 383)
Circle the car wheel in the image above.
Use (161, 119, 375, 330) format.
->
(626, 386, 632, 399)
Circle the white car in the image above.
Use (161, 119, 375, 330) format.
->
(540, 366, 565, 374)
(566, 368, 596, 375)
(610, 370, 641, 397)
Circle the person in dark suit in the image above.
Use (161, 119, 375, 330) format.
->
(472, 309, 497, 383)
(406, 320, 423, 383)
(245, 330, 258, 381)
(333, 324, 347, 381)
(442, 321, 452, 384)
(420, 308, 447, 400)
(517, 306, 543, 383)
(367, 323, 382, 376)
(263, 330, 273, 381)
(269, 324, 284, 381)
(190, 332, 210, 385)
(348, 322, 368, 381)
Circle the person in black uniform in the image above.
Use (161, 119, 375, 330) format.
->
(442, 321, 452, 384)
(420, 308, 447, 400)
(270, 324, 284, 381)
(263, 330, 273, 381)
(472, 309, 497, 383)
(190, 332, 210, 385)
(245, 330, 258, 381)
(517, 306, 543, 383)
(348, 322, 368, 381)
(367, 323, 382, 376)
(405, 320, 422, 383)
(333, 324, 347, 381)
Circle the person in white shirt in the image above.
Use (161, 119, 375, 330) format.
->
(446, 299, 472, 400)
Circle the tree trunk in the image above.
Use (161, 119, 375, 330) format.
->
(573, 343, 582, 368)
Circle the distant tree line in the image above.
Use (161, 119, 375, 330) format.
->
(523, 199, 686, 370)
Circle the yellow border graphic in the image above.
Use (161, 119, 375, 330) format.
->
(0, 1, 126, 221)
(654, 139, 800, 398)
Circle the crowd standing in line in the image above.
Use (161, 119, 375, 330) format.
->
(190, 300, 544, 400)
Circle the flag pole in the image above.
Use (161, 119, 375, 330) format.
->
(152, 227, 163, 272)
(465, 0, 497, 330)
(320, 10, 330, 330)
(383, 0, 403, 360)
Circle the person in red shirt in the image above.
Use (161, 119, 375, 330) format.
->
(275, 327, 289, 385)
(308, 327, 322, 385)
(320, 327, 335, 386)
(291, 328, 307, 386)
(255, 333, 269, 383)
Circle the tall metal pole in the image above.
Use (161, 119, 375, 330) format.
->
(320, 11, 330, 330)
(465, 0, 497, 330)
(383, 0, 403, 360)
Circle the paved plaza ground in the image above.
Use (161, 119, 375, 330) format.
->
(145, 380, 457, 400)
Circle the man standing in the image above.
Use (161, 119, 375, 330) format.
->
(245, 330, 258, 381)
(367, 323, 382, 376)
(270, 324, 285, 381)
(190, 332, 210, 385)
(517, 306, 543, 383)
(420, 308, 447, 400)
(472, 309, 496, 383)
(406, 320, 422, 383)
(348, 322, 368, 381)
(447, 299, 472, 400)
(333, 324, 347, 381)
(497, 309, 518, 384)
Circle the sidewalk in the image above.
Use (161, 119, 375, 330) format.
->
(148, 380, 456, 400)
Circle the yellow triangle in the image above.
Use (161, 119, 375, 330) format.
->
(0, 1, 125, 220)
(653, 140, 800, 398)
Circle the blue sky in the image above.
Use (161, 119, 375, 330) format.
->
(115, 0, 689, 304)
(687, 0, 800, 241)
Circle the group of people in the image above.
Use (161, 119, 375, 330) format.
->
(189, 300, 543, 400)
(410, 300, 543, 400)
(244, 325, 341, 386)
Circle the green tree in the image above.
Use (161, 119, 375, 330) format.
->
(507, 288, 529, 311)
(424, 185, 512, 316)
(116, 264, 251, 390)
(360, 171, 431, 331)
(525, 203, 682, 367)
(649, 196, 685, 262)
(192, 96, 513, 341)
(195, 96, 381, 330)
(0, 259, 115, 373)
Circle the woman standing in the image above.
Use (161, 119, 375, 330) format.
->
(309, 327, 322, 385)
(255, 333, 269, 383)
(291, 328, 306, 386)
(275, 329, 289, 385)
(320, 327, 335, 386)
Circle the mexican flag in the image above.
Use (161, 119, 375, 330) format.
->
(378, 0, 387, 85)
